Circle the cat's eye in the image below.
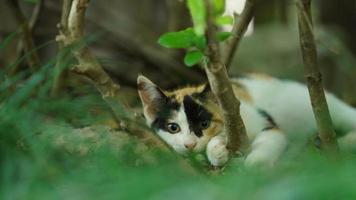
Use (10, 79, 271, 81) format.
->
(200, 120, 211, 130)
(166, 123, 181, 134)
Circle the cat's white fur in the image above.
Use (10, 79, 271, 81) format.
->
(245, 128, 287, 168)
(156, 106, 212, 154)
(138, 75, 287, 167)
(234, 77, 356, 145)
(206, 135, 229, 166)
(153, 100, 284, 167)
(207, 104, 289, 167)
(138, 76, 221, 154)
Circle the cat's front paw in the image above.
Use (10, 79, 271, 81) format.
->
(206, 136, 229, 167)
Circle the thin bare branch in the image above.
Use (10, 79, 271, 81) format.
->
(11, 0, 44, 75)
(7, 0, 41, 71)
(223, 0, 255, 70)
(29, 0, 44, 29)
(51, 0, 73, 97)
(60, 0, 73, 32)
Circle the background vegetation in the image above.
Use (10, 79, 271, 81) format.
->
(1, 0, 356, 199)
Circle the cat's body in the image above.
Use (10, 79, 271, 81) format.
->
(137, 74, 356, 167)
(234, 75, 356, 145)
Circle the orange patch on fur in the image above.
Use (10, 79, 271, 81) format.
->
(164, 85, 206, 103)
(205, 119, 223, 137)
(232, 83, 253, 103)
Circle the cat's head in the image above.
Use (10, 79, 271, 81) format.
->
(137, 75, 223, 154)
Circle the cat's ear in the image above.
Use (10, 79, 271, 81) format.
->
(137, 75, 167, 120)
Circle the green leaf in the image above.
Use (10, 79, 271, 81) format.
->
(158, 28, 195, 48)
(193, 35, 207, 50)
(184, 51, 204, 67)
(187, 0, 206, 36)
(217, 32, 231, 41)
(215, 15, 234, 25)
(212, 0, 225, 15)
(24, 0, 40, 4)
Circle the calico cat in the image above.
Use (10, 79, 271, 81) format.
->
(137, 74, 356, 167)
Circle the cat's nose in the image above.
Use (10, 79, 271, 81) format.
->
(184, 142, 197, 150)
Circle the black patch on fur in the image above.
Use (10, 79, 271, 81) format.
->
(183, 95, 213, 137)
(151, 97, 180, 131)
(151, 117, 168, 131)
(165, 96, 180, 110)
(258, 109, 278, 131)
(261, 126, 276, 131)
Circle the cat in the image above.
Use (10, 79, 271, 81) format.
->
(137, 74, 356, 167)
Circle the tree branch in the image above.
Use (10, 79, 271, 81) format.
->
(29, 0, 44, 29)
(297, 0, 338, 151)
(51, 0, 73, 97)
(203, 0, 249, 155)
(7, 0, 41, 71)
(222, 0, 255, 70)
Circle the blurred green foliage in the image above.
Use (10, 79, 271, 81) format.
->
(187, 0, 206, 36)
